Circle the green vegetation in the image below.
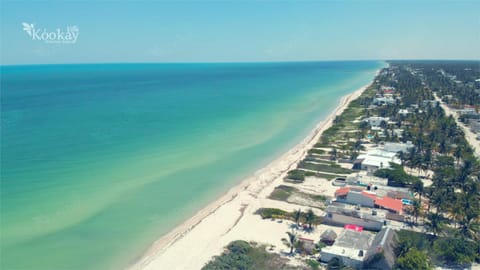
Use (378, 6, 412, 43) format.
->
(394, 230, 480, 267)
(281, 231, 298, 255)
(305, 209, 315, 230)
(396, 247, 431, 270)
(255, 208, 290, 220)
(314, 172, 342, 180)
(369, 62, 480, 268)
(306, 259, 320, 270)
(326, 257, 346, 270)
(269, 185, 296, 201)
(202, 240, 298, 270)
(433, 238, 479, 264)
(285, 168, 342, 183)
(286, 169, 305, 181)
(308, 148, 326, 155)
(255, 208, 322, 226)
(374, 163, 420, 187)
(268, 185, 327, 208)
(298, 161, 352, 174)
(393, 61, 480, 106)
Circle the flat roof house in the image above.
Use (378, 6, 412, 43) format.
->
(364, 116, 390, 128)
(334, 187, 404, 214)
(355, 149, 401, 173)
(320, 227, 396, 269)
(324, 204, 385, 231)
(320, 228, 374, 269)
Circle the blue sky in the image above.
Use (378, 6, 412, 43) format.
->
(1, 0, 479, 65)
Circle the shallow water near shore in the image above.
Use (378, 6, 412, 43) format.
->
(1, 61, 383, 269)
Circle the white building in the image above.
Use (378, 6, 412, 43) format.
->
(398, 109, 410, 116)
(373, 97, 396, 106)
(364, 117, 389, 128)
(356, 149, 401, 173)
(382, 141, 414, 154)
(320, 229, 375, 269)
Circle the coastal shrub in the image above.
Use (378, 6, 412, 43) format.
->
(269, 185, 295, 201)
(227, 240, 252, 254)
(315, 173, 341, 180)
(269, 186, 328, 206)
(311, 194, 327, 202)
(255, 208, 290, 219)
(308, 149, 326, 155)
(314, 142, 331, 148)
(286, 169, 305, 181)
(202, 241, 296, 270)
(306, 259, 320, 270)
(298, 162, 352, 174)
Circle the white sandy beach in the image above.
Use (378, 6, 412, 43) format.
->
(129, 82, 374, 270)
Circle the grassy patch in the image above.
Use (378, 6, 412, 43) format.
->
(269, 185, 295, 201)
(202, 240, 300, 270)
(286, 169, 305, 181)
(298, 162, 352, 174)
(255, 208, 323, 225)
(308, 149, 325, 155)
(314, 172, 342, 180)
(268, 185, 328, 209)
(255, 208, 291, 220)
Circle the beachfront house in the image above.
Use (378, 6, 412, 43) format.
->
(320, 227, 396, 270)
(373, 97, 396, 106)
(346, 174, 389, 188)
(354, 149, 401, 173)
(382, 141, 414, 154)
(364, 116, 389, 128)
(334, 187, 404, 214)
(323, 204, 385, 231)
(397, 109, 410, 117)
(320, 227, 374, 269)
(335, 187, 376, 208)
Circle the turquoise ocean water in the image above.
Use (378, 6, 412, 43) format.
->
(1, 61, 383, 269)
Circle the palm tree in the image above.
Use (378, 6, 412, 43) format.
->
(294, 209, 302, 227)
(454, 146, 462, 165)
(281, 230, 298, 255)
(425, 212, 444, 237)
(305, 209, 316, 230)
(458, 215, 480, 241)
(411, 199, 422, 225)
(412, 180, 424, 202)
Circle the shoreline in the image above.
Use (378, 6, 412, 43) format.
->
(129, 75, 378, 270)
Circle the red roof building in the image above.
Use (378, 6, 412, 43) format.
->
(361, 191, 377, 200)
(375, 196, 403, 214)
(334, 187, 351, 197)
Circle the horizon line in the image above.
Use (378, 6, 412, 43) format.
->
(2, 58, 480, 67)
